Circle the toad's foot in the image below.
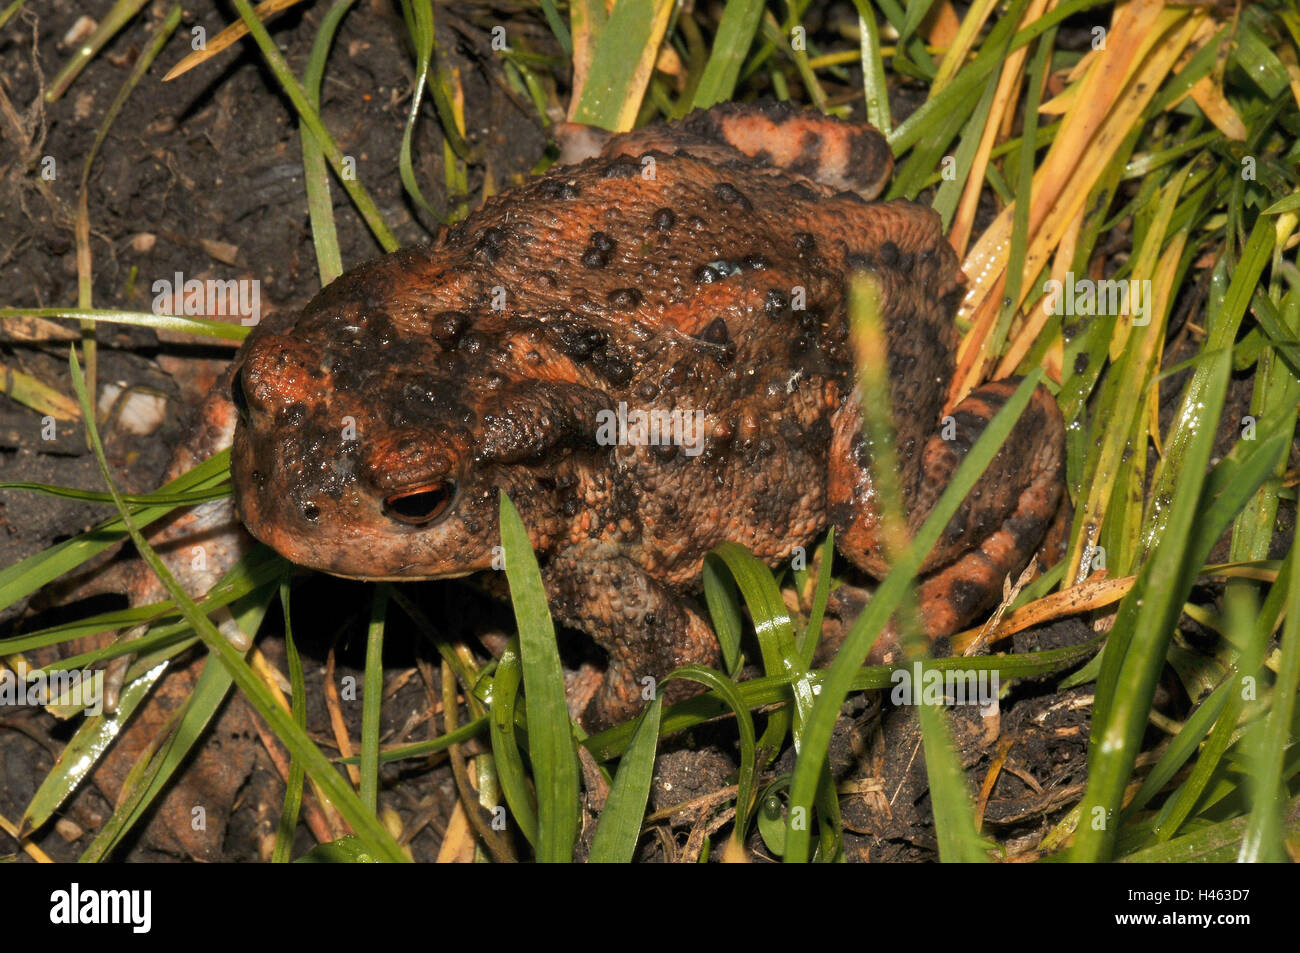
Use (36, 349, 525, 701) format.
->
(542, 543, 719, 729)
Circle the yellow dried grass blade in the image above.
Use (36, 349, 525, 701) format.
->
(570, 0, 675, 130)
(949, 0, 1052, 257)
(163, 0, 308, 82)
(952, 4, 1200, 401)
(0, 362, 81, 419)
(930, 0, 998, 95)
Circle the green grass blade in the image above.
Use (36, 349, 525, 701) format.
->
(0, 307, 251, 340)
(666, 665, 758, 853)
(229, 0, 399, 252)
(849, 0, 890, 130)
(917, 687, 991, 862)
(0, 449, 231, 614)
(691, 0, 765, 109)
(799, 530, 835, 668)
(21, 661, 169, 832)
(488, 638, 539, 847)
(499, 492, 579, 862)
(538, 0, 572, 55)
(1071, 349, 1230, 862)
(710, 542, 813, 731)
(5, 545, 285, 660)
(78, 588, 272, 861)
(356, 716, 487, 764)
(583, 632, 1104, 762)
(299, 0, 355, 286)
(44, 0, 148, 102)
(1121, 796, 1300, 863)
(571, 0, 671, 129)
(887, 0, 1110, 153)
(1142, 217, 1276, 553)
(295, 835, 379, 863)
(1239, 532, 1300, 861)
(396, 0, 438, 218)
(272, 581, 307, 862)
(701, 553, 744, 675)
(589, 695, 662, 862)
(1123, 674, 1232, 822)
(360, 584, 388, 813)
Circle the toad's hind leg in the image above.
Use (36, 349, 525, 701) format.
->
(828, 378, 1065, 660)
(542, 543, 719, 729)
(557, 101, 896, 200)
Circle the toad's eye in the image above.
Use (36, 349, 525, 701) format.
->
(230, 366, 249, 420)
(384, 481, 456, 525)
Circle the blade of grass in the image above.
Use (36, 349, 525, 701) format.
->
(73, 3, 181, 407)
(708, 542, 795, 766)
(701, 554, 744, 675)
(0, 482, 227, 507)
(0, 307, 250, 341)
(162, 0, 308, 81)
(20, 661, 169, 833)
(0, 1, 28, 33)
(799, 529, 835, 667)
(298, 0, 355, 287)
(538, 0, 572, 56)
(840, 274, 989, 863)
(888, 0, 1112, 153)
(6, 545, 283, 662)
(691, 0, 765, 109)
(272, 580, 307, 862)
(1071, 348, 1230, 862)
(849, 0, 890, 131)
(665, 665, 758, 856)
(584, 630, 1105, 763)
(499, 492, 579, 862)
(1239, 532, 1300, 861)
(396, 0, 439, 218)
(1122, 795, 1300, 862)
(359, 584, 388, 813)
(0, 449, 231, 613)
(570, 0, 673, 129)
(588, 695, 662, 862)
(44, 0, 149, 102)
(359, 716, 487, 764)
(79, 585, 274, 862)
(1141, 217, 1277, 553)
(488, 637, 539, 847)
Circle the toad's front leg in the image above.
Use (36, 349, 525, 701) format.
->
(541, 542, 719, 729)
(828, 378, 1066, 660)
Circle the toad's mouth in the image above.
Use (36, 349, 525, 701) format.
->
(321, 568, 477, 582)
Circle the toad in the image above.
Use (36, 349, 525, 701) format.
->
(136, 102, 1065, 727)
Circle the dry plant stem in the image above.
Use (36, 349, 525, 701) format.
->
(440, 661, 516, 863)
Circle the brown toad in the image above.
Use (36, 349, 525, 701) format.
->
(222, 102, 1064, 726)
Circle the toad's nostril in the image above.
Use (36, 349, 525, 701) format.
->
(384, 480, 456, 525)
